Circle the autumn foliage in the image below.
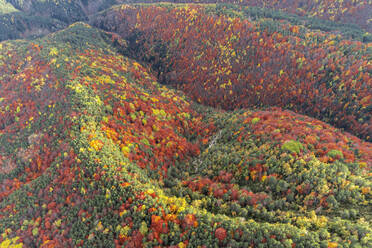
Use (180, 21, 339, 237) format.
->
(0, 4, 371, 248)
(181, 0, 372, 32)
(92, 4, 371, 141)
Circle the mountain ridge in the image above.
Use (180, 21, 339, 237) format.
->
(1, 1, 371, 42)
(0, 21, 371, 247)
(0, 2, 371, 247)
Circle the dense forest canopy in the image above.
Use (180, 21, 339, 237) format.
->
(0, 1, 371, 248)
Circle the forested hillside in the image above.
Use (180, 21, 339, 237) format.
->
(1, 0, 371, 41)
(92, 4, 372, 141)
(183, 0, 372, 33)
(0, 1, 371, 248)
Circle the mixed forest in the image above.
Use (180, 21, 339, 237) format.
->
(0, 1, 371, 248)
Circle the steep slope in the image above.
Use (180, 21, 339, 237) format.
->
(205, 4, 372, 42)
(1, 1, 371, 42)
(14, 0, 368, 33)
(92, 3, 372, 141)
(189, 0, 372, 33)
(0, 23, 208, 247)
(0, 22, 371, 248)
(7, 0, 91, 23)
(165, 107, 372, 247)
(0, 0, 116, 41)
(0, 12, 64, 41)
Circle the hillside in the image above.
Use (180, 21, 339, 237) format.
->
(0, 1, 371, 248)
(1, 1, 371, 42)
(0, 21, 371, 248)
(92, 3, 372, 141)
(8, 0, 369, 32)
(187, 0, 372, 33)
(0, 23, 208, 247)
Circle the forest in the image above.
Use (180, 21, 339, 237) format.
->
(0, 1, 371, 248)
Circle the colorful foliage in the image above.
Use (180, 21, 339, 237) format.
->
(0, 4, 371, 248)
(92, 4, 372, 141)
(197, 0, 372, 32)
(165, 107, 372, 247)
